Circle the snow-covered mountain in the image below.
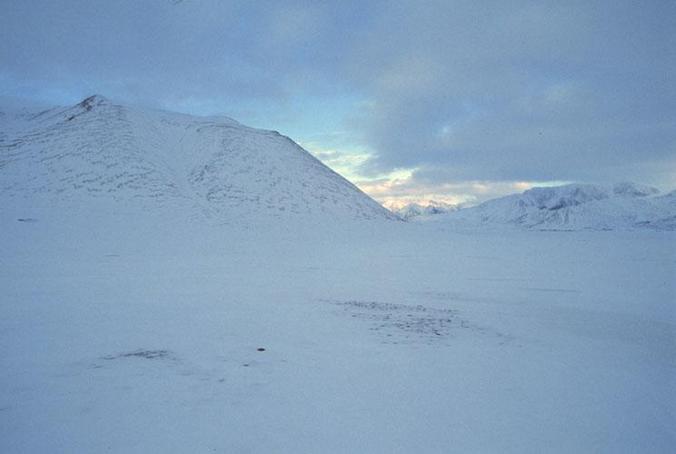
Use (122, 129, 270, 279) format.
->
(0, 95, 396, 222)
(2, 99, 675, 453)
(394, 200, 460, 220)
(438, 183, 676, 231)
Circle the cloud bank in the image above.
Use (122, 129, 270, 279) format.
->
(2, 0, 675, 203)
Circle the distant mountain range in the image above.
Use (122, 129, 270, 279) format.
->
(0, 95, 396, 223)
(434, 183, 676, 231)
(393, 200, 461, 220)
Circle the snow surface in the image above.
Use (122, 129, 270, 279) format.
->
(1, 97, 675, 453)
(435, 183, 676, 231)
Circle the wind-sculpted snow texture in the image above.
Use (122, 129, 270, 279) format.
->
(0, 95, 396, 221)
(439, 182, 676, 231)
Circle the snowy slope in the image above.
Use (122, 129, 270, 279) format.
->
(438, 183, 676, 231)
(0, 95, 396, 222)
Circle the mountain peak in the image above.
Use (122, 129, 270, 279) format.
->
(612, 182, 659, 197)
(77, 94, 111, 110)
(61, 95, 113, 122)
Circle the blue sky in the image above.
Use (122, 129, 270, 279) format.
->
(1, 0, 675, 206)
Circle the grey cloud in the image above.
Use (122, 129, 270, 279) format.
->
(1, 0, 674, 190)
(343, 1, 676, 187)
(0, 0, 354, 107)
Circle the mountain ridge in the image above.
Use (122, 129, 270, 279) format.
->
(435, 182, 676, 231)
(0, 95, 398, 223)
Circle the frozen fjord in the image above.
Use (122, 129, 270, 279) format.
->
(1, 211, 674, 453)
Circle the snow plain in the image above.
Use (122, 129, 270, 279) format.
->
(1, 203, 674, 453)
(1, 97, 675, 453)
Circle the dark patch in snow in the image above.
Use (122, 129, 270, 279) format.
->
(327, 296, 517, 346)
(326, 300, 460, 344)
(520, 287, 581, 294)
(468, 277, 529, 282)
(635, 215, 676, 231)
(102, 349, 174, 360)
(17, 218, 38, 222)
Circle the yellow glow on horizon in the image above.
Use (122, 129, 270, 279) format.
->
(301, 140, 572, 209)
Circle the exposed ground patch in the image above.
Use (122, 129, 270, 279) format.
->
(102, 349, 175, 361)
(324, 300, 460, 344)
(324, 299, 514, 346)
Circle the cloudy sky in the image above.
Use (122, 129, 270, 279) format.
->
(2, 0, 675, 207)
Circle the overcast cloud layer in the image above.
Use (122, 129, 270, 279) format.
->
(2, 0, 675, 203)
